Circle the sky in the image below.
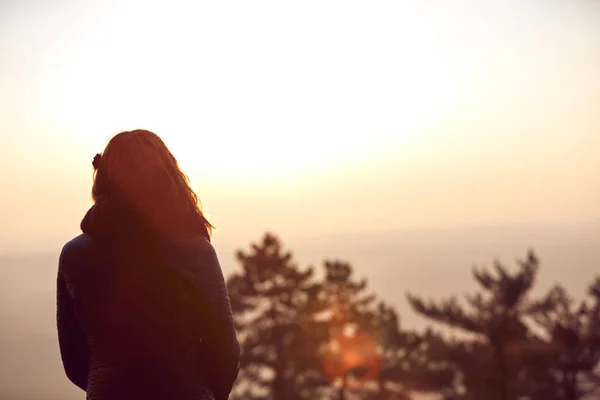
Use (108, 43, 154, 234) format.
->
(1, 0, 599, 253)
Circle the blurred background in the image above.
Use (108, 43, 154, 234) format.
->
(1, 0, 599, 399)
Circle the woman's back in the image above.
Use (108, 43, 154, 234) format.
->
(58, 232, 239, 399)
(56, 130, 240, 400)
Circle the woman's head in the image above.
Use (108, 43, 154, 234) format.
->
(92, 129, 213, 239)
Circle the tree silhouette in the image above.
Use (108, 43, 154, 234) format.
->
(225, 234, 599, 400)
(524, 276, 600, 399)
(304, 260, 380, 399)
(406, 250, 540, 400)
(372, 302, 457, 399)
(226, 233, 320, 400)
(308, 261, 458, 399)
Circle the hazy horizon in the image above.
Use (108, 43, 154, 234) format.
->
(4, 221, 599, 326)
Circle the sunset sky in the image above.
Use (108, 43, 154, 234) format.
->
(1, 4, 600, 400)
(1, 0, 599, 253)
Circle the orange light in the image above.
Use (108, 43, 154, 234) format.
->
(321, 328, 382, 383)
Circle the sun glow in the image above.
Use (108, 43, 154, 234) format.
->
(49, 0, 466, 182)
(2, 0, 600, 249)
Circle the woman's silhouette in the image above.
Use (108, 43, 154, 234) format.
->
(56, 130, 240, 400)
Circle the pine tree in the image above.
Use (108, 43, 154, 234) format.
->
(373, 302, 457, 399)
(226, 233, 319, 400)
(525, 276, 600, 399)
(304, 260, 380, 399)
(307, 261, 456, 399)
(406, 250, 540, 400)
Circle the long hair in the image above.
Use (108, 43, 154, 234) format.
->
(91, 129, 213, 239)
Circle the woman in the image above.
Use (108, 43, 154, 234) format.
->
(56, 130, 240, 400)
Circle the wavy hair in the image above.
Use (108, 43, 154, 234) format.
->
(92, 129, 213, 239)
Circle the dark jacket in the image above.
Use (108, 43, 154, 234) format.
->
(57, 219, 240, 400)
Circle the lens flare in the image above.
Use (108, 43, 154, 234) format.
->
(321, 328, 382, 384)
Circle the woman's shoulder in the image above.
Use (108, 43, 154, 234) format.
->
(162, 234, 216, 255)
(58, 234, 103, 275)
(60, 233, 91, 259)
(61, 233, 95, 253)
(160, 235, 221, 278)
